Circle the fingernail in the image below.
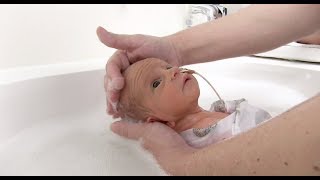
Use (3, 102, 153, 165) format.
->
(98, 26, 106, 32)
(110, 122, 120, 132)
(97, 26, 105, 37)
(111, 77, 124, 90)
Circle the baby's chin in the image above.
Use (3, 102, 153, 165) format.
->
(185, 77, 200, 97)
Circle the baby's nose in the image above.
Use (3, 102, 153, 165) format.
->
(170, 67, 180, 80)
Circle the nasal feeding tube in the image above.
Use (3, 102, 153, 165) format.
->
(180, 68, 223, 101)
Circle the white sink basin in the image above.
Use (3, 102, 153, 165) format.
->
(0, 56, 319, 175)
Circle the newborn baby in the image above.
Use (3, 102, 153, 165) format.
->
(117, 58, 271, 148)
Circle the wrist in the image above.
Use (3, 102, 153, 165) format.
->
(164, 23, 214, 66)
(164, 33, 188, 67)
(160, 147, 198, 176)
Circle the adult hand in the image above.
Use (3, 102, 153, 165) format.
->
(110, 120, 195, 175)
(96, 26, 182, 117)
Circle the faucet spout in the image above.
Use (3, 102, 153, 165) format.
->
(185, 4, 227, 28)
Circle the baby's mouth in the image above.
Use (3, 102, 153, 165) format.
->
(182, 74, 191, 88)
(184, 77, 190, 84)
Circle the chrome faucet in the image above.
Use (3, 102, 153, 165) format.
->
(185, 4, 227, 28)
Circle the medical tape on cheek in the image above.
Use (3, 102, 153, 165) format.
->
(179, 68, 223, 101)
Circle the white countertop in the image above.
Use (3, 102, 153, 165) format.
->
(255, 42, 320, 63)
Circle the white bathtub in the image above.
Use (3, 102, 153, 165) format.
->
(0, 56, 319, 175)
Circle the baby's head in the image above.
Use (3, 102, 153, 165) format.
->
(118, 58, 200, 127)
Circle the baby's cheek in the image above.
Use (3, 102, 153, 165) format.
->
(187, 80, 200, 97)
(163, 89, 184, 102)
(163, 95, 185, 111)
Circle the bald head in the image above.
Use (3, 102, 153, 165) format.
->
(118, 58, 165, 120)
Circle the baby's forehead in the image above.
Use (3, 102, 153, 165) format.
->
(126, 58, 168, 74)
(121, 58, 166, 103)
(136, 58, 167, 68)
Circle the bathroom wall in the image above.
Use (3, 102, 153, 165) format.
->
(0, 4, 246, 70)
(0, 4, 188, 70)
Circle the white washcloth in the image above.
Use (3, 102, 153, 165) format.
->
(180, 99, 271, 148)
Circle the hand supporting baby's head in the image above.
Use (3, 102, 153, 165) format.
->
(118, 58, 200, 127)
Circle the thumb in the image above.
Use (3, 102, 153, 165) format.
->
(96, 26, 143, 51)
(110, 120, 146, 140)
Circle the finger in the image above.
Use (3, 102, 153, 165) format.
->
(104, 75, 108, 93)
(106, 100, 115, 115)
(108, 103, 119, 119)
(110, 121, 146, 140)
(112, 112, 124, 119)
(105, 78, 121, 113)
(112, 114, 120, 119)
(106, 95, 122, 116)
(104, 75, 122, 104)
(104, 73, 121, 114)
(105, 51, 131, 115)
(104, 52, 130, 114)
(105, 68, 124, 92)
(96, 26, 144, 51)
(105, 51, 130, 91)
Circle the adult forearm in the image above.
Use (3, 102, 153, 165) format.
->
(181, 94, 320, 175)
(169, 4, 320, 65)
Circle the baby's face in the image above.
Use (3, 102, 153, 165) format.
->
(119, 58, 200, 122)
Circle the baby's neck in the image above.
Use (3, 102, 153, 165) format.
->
(173, 107, 229, 133)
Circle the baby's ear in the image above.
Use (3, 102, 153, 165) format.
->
(146, 116, 175, 128)
(146, 117, 157, 123)
(146, 116, 164, 123)
(166, 121, 176, 128)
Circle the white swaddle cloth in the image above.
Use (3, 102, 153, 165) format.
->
(180, 99, 272, 148)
